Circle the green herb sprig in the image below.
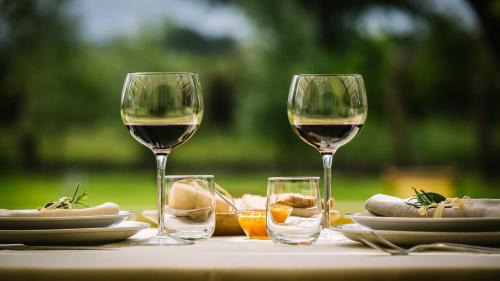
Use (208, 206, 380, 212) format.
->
(405, 187, 446, 209)
(40, 184, 89, 210)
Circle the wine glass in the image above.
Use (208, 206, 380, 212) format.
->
(121, 72, 203, 246)
(287, 74, 367, 234)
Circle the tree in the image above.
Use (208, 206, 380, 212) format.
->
(467, 0, 500, 178)
(0, 0, 108, 169)
(225, 0, 498, 174)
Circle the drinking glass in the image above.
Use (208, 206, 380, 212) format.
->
(267, 177, 321, 245)
(164, 175, 215, 240)
(287, 74, 367, 232)
(121, 72, 203, 245)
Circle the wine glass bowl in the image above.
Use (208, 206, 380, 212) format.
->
(288, 74, 367, 154)
(287, 74, 367, 230)
(121, 72, 203, 154)
(120, 72, 203, 245)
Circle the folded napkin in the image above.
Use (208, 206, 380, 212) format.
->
(0, 202, 120, 217)
(364, 194, 500, 218)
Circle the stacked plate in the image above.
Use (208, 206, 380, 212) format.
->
(334, 212, 500, 246)
(0, 211, 148, 245)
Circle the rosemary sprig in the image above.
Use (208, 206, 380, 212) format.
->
(405, 187, 446, 209)
(40, 184, 89, 210)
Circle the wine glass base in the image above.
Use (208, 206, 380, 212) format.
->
(132, 235, 194, 246)
(318, 228, 338, 241)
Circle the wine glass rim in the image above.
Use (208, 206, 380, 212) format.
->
(268, 176, 320, 181)
(165, 175, 214, 179)
(294, 73, 362, 77)
(127, 72, 198, 76)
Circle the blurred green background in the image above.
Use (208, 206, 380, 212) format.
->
(0, 0, 499, 214)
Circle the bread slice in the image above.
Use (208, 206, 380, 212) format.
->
(276, 193, 317, 208)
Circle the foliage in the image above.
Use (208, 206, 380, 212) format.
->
(405, 187, 446, 209)
(0, 0, 498, 177)
(42, 183, 88, 209)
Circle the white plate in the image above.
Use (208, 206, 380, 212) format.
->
(334, 224, 500, 246)
(0, 211, 134, 230)
(346, 212, 500, 232)
(0, 221, 149, 245)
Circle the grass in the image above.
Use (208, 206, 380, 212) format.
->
(1, 171, 497, 217)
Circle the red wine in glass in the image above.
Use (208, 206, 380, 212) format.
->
(292, 123, 363, 155)
(125, 122, 199, 153)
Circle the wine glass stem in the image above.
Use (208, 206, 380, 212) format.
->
(321, 153, 334, 229)
(155, 153, 169, 237)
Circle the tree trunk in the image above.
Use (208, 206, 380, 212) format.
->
(19, 131, 40, 170)
(386, 48, 412, 166)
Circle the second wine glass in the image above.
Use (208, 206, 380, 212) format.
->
(287, 74, 367, 232)
(121, 72, 203, 246)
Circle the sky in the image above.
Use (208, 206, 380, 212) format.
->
(67, 0, 477, 43)
(67, 0, 255, 43)
(358, 0, 477, 36)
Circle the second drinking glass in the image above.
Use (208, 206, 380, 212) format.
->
(267, 177, 322, 245)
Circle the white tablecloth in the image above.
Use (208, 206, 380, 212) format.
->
(1, 229, 499, 281)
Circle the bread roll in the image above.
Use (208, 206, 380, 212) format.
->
(168, 179, 212, 210)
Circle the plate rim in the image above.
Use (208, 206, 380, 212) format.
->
(0, 210, 134, 222)
(333, 223, 500, 236)
(346, 212, 500, 222)
(0, 221, 149, 234)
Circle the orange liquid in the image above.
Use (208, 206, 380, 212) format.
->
(237, 206, 293, 240)
(237, 211, 268, 240)
(269, 204, 292, 223)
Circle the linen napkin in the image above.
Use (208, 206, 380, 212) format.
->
(0, 202, 120, 217)
(364, 194, 500, 218)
